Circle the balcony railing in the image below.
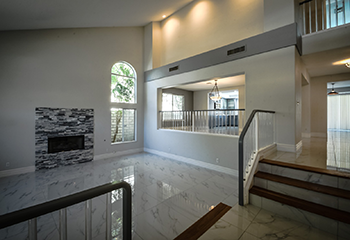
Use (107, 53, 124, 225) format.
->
(300, 0, 350, 35)
(159, 109, 245, 136)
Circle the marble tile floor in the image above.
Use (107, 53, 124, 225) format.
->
(0, 152, 343, 239)
(265, 130, 350, 172)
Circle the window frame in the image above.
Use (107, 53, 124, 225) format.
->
(111, 61, 137, 104)
(111, 108, 137, 144)
(110, 61, 137, 145)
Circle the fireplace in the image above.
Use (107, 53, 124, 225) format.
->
(35, 107, 94, 170)
(48, 135, 85, 154)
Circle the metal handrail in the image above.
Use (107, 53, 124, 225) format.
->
(0, 181, 132, 240)
(238, 110, 275, 206)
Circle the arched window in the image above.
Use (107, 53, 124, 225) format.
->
(110, 61, 137, 144)
(111, 61, 136, 103)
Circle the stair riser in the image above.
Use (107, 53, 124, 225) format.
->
(259, 163, 350, 191)
(250, 193, 350, 239)
(254, 176, 350, 213)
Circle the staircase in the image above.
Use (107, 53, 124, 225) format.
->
(249, 159, 350, 238)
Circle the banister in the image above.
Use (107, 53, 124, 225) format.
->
(238, 109, 275, 206)
(0, 181, 132, 240)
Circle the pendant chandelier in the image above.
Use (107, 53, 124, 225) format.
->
(210, 80, 222, 102)
(328, 83, 338, 95)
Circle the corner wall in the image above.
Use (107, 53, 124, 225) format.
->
(0, 27, 144, 172)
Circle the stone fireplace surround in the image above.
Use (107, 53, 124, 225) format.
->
(35, 107, 94, 170)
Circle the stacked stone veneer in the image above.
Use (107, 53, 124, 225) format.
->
(35, 107, 94, 170)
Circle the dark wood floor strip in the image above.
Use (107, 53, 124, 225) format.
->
(174, 202, 232, 240)
(255, 171, 350, 200)
(250, 186, 350, 224)
(261, 159, 350, 179)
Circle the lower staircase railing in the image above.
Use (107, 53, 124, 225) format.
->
(239, 110, 275, 206)
(0, 181, 132, 240)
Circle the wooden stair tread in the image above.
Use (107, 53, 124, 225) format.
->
(174, 202, 231, 240)
(261, 159, 350, 179)
(255, 171, 350, 200)
(250, 186, 350, 224)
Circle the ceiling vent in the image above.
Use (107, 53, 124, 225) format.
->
(169, 66, 179, 72)
(227, 46, 246, 56)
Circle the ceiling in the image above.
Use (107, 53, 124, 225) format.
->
(175, 75, 245, 92)
(1, 0, 349, 83)
(302, 46, 350, 78)
(0, 0, 193, 31)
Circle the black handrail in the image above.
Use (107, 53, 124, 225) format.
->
(0, 181, 132, 240)
(238, 110, 275, 206)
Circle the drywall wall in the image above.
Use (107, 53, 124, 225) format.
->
(143, 22, 162, 71)
(302, 24, 350, 55)
(302, 79, 311, 137)
(0, 27, 144, 171)
(162, 88, 194, 110)
(159, 0, 264, 66)
(144, 46, 298, 171)
(295, 49, 310, 143)
(264, 0, 296, 32)
(310, 73, 350, 137)
(193, 85, 246, 111)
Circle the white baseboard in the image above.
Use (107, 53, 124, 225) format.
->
(0, 166, 35, 178)
(302, 132, 311, 138)
(144, 148, 237, 176)
(277, 143, 296, 152)
(311, 132, 327, 138)
(277, 141, 303, 153)
(94, 148, 144, 161)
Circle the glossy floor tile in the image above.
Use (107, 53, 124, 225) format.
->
(0, 152, 343, 239)
(266, 130, 350, 172)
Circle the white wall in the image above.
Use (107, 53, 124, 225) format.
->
(144, 46, 298, 171)
(295, 49, 310, 143)
(0, 27, 144, 171)
(310, 73, 350, 137)
(263, 0, 296, 32)
(159, 0, 264, 66)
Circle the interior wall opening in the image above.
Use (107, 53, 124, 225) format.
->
(326, 80, 350, 170)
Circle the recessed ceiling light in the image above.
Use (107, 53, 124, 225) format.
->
(162, 15, 166, 18)
(333, 58, 350, 66)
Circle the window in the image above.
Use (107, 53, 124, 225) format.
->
(111, 108, 136, 143)
(110, 62, 137, 144)
(162, 93, 185, 120)
(111, 62, 136, 103)
(162, 93, 184, 111)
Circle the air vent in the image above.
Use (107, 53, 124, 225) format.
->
(169, 66, 179, 72)
(227, 46, 246, 56)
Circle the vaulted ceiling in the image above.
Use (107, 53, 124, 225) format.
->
(0, 0, 193, 31)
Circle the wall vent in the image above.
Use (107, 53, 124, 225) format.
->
(169, 66, 179, 72)
(227, 46, 246, 56)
